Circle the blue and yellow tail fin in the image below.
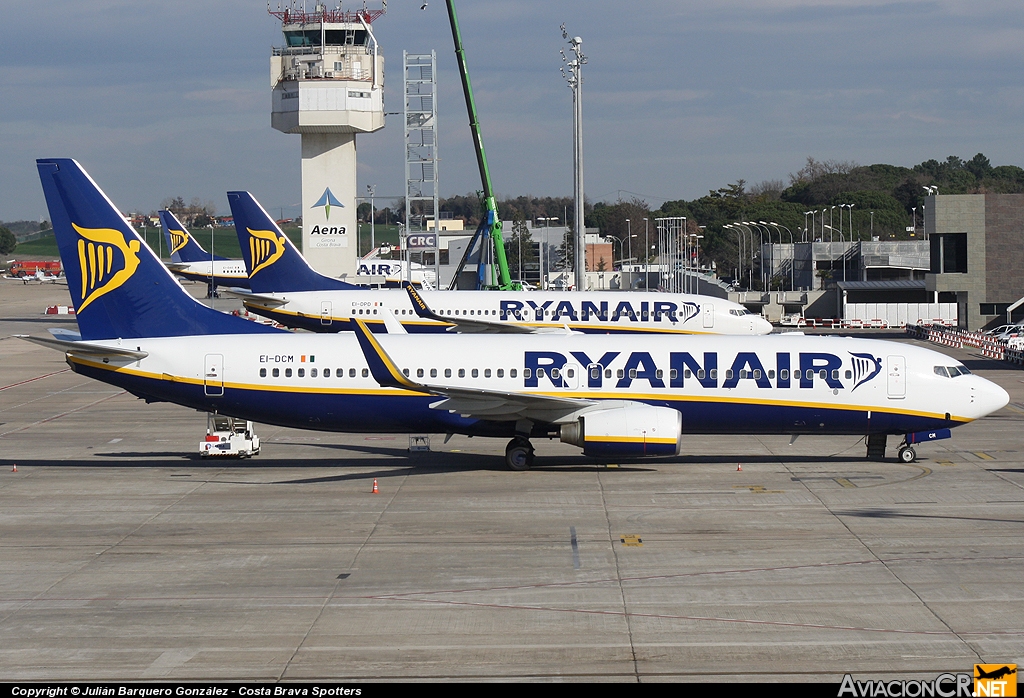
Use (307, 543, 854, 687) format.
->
(36, 159, 279, 340)
(227, 191, 357, 292)
(159, 209, 227, 263)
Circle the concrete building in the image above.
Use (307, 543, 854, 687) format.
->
(925, 193, 1024, 330)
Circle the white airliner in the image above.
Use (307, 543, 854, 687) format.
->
(224, 191, 773, 336)
(25, 159, 1009, 470)
(159, 209, 250, 291)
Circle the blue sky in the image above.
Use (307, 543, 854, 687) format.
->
(2, 0, 1022, 220)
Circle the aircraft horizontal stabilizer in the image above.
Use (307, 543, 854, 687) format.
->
(220, 288, 290, 309)
(16, 335, 149, 360)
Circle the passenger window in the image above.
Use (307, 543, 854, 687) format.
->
(273, 368, 279, 377)
(285, 368, 292, 377)
(551, 368, 560, 379)
(497, 369, 504, 378)
(819, 370, 827, 379)
(709, 369, 717, 380)
(655, 369, 663, 379)
(831, 370, 839, 380)
(566, 368, 574, 378)
(348, 368, 355, 377)
(510, 368, 517, 378)
(806, 369, 814, 380)
(768, 370, 775, 379)
(298, 368, 305, 377)
(537, 368, 546, 378)
(697, 369, 704, 380)
(780, 369, 789, 380)
(684, 369, 692, 379)
(324, 368, 331, 377)
(361, 368, 369, 378)
(523, 368, 531, 379)
(617, 369, 624, 379)
(484, 368, 491, 378)
(403, 368, 410, 377)
(260, 368, 267, 378)
(417, 368, 424, 378)
(445, 368, 452, 378)
(605, 369, 612, 379)
(671, 369, 678, 380)
(311, 368, 318, 378)
(472, 369, 479, 378)
(726, 370, 734, 380)
(591, 367, 600, 379)
(430, 368, 437, 378)
(753, 370, 761, 380)
(739, 370, 748, 379)
(459, 369, 466, 378)
(845, 370, 852, 379)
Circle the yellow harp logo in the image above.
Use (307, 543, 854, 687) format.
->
(168, 227, 190, 255)
(73, 223, 142, 313)
(248, 228, 286, 276)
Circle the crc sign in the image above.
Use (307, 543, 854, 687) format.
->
(406, 233, 437, 249)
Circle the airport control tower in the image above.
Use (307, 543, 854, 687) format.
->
(269, 2, 386, 278)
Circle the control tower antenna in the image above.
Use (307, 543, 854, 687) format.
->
(269, 1, 387, 279)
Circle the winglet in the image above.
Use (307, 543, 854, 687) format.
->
(403, 281, 448, 323)
(351, 319, 423, 391)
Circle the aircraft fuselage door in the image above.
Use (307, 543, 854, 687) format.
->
(886, 355, 906, 399)
(204, 354, 224, 397)
(702, 304, 715, 328)
(321, 301, 332, 325)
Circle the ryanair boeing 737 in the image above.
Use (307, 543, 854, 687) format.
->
(225, 191, 772, 336)
(159, 209, 250, 292)
(23, 159, 1009, 470)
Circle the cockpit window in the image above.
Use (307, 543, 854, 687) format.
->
(937, 365, 972, 377)
(934, 366, 949, 377)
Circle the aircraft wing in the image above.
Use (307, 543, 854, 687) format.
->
(402, 282, 568, 335)
(219, 288, 290, 309)
(16, 335, 149, 360)
(351, 318, 594, 421)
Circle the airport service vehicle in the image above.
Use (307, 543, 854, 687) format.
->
(199, 414, 260, 458)
(159, 209, 250, 293)
(8, 260, 61, 278)
(24, 159, 1010, 469)
(226, 191, 772, 336)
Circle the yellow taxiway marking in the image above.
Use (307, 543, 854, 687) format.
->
(834, 478, 857, 488)
(733, 485, 784, 493)
(935, 459, 956, 467)
(973, 452, 996, 461)
(620, 534, 643, 547)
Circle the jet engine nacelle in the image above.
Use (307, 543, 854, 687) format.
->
(560, 404, 682, 459)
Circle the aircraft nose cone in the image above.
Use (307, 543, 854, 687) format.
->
(977, 379, 1010, 417)
(756, 317, 773, 335)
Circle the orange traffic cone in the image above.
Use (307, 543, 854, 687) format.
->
(12, 465, 17, 473)
(371, 478, 379, 494)
(736, 463, 742, 472)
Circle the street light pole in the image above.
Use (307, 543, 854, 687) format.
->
(643, 217, 649, 292)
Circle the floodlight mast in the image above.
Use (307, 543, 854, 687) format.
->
(561, 27, 587, 291)
(444, 0, 518, 290)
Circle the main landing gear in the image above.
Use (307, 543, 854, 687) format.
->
(505, 437, 534, 471)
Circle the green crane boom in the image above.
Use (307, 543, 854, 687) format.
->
(445, 0, 519, 290)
